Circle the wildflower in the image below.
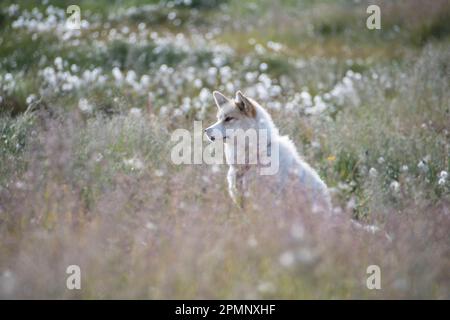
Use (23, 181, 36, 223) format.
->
(279, 251, 295, 268)
(125, 70, 137, 85)
(290, 224, 304, 240)
(296, 248, 315, 264)
(193, 78, 202, 88)
(145, 221, 157, 231)
(0, 270, 16, 295)
(346, 197, 356, 210)
(94, 153, 103, 162)
(255, 43, 265, 54)
(327, 155, 336, 162)
(390, 180, 400, 193)
(211, 165, 220, 173)
(259, 62, 268, 71)
(78, 98, 93, 113)
(247, 235, 258, 248)
(417, 160, 428, 173)
(124, 157, 144, 171)
(267, 41, 282, 52)
(4, 73, 13, 82)
(257, 282, 275, 294)
(154, 169, 164, 177)
(138, 22, 146, 31)
(112, 67, 123, 83)
(438, 171, 448, 185)
(140, 75, 151, 88)
(26, 94, 37, 105)
(305, 96, 328, 115)
(70, 64, 79, 73)
(129, 108, 142, 117)
(167, 11, 176, 20)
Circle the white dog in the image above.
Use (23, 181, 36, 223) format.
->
(205, 90, 331, 212)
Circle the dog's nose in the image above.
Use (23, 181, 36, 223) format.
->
(210, 136, 215, 141)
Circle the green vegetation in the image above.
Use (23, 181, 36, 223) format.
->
(0, 0, 449, 299)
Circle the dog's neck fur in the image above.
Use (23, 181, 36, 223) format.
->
(225, 99, 279, 172)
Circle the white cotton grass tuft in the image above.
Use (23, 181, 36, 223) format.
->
(438, 171, 448, 186)
(417, 160, 428, 173)
(279, 251, 295, 268)
(78, 98, 93, 114)
(390, 181, 400, 193)
(129, 108, 142, 117)
(123, 156, 144, 171)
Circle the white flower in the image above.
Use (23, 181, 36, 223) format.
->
(417, 160, 428, 172)
(193, 78, 202, 88)
(54, 56, 63, 70)
(26, 94, 37, 105)
(145, 221, 157, 231)
(124, 157, 144, 170)
(140, 75, 151, 89)
(290, 224, 304, 240)
(112, 67, 123, 83)
(4, 73, 13, 82)
(167, 11, 177, 20)
(267, 41, 282, 52)
(154, 169, 164, 177)
(0, 270, 16, 295)
(279, 251, 295, 268)
(125, 70, 137, 85)
(129, 108, 142, 117)
(438, 171, 448, 186)
(300, 90, 312, 107)
(138, 22, 146, 31)
(390, 181, 400, 192)
(247, 236, 258, 248)
(296, 248, 315, 264)
(78, 98, 93, 113)
(257, 281, 275, 294)
(305, 95, 328, 115)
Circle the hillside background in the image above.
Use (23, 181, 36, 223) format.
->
(0, 0, 449, 298)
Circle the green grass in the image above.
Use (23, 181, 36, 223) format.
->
(0, 0, 449, 299)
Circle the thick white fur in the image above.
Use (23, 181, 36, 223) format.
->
(205, 91, 331, 212)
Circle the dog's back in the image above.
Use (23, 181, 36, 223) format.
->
(264, 135, 332, 213)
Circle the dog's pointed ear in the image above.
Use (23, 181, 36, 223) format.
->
(213, 91, 230, 109)
(235, 91, 256, 117)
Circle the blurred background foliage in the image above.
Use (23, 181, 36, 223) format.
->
(0, 0, 449, 299)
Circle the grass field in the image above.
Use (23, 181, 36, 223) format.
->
(0, 0, 449, 299)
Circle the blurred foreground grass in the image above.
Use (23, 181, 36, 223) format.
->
(0, 0, 449, 299)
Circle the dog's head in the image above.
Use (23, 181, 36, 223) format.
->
(204, 90, 257, 143)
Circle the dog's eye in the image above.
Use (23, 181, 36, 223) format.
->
(224, 116, 234, 122)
